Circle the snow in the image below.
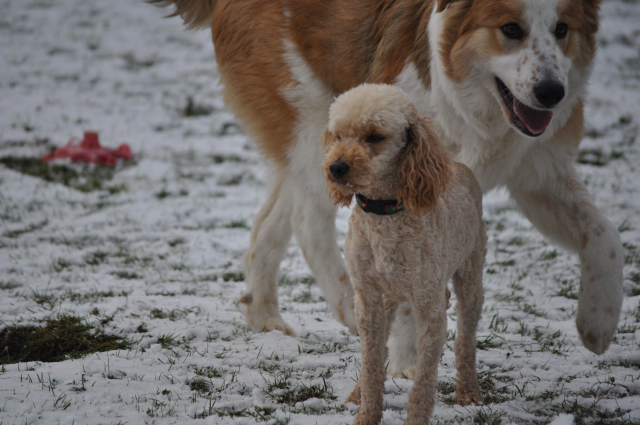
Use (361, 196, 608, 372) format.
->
(1, 0, 640, 424)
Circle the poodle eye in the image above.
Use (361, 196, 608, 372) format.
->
(554, 22, 568, 39)
(366, 134, 385, 144)
(500, 23, 523, 40)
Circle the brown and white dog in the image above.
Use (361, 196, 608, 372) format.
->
(153, 0, 623, 357)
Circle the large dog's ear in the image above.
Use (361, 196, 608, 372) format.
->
(397, 116, 452, 216)
(583, 0, 602, 35)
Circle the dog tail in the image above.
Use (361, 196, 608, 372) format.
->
(148, 0, 216, 29)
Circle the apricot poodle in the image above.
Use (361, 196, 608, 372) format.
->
(323, 84, 486, 424)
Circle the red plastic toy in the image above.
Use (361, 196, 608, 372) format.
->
(41, 131, 133, 166)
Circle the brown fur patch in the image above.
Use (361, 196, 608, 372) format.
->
(150, 0, 217, 29)
(398, 117, 453, 215)
(557, 0, 600, 69)
(439, 0, 523, 81)
(212, 0, 299, 165)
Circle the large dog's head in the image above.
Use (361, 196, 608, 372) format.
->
(435, 0, 599, 138)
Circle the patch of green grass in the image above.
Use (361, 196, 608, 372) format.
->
(476, 333, 504, 350)
(477, 370, 514, 404)
(264, 370, 337, 405)
(0, 156, 118, 192)
(618, 219, 634, 233)
(211, 153, 244, 164)
(151, 308, 167, 319)
(188, 377, 213, 394)
(84, 250, 109, 265)
(194, 366, 224, 379)
(225, 220, 249, 229)
(0, 281, 22, 290)
(523, 303, 547, 318)
(471, 407, 506, 425)
(222, 271, 245, 282)
(64, 289, 128, 303)
(3, 219, 49, 238)
(106, 183, 127, 194)
(531, 328, 568, 356)
(617, 323, 637, 334)
(0, 315, 130, 364)
(182, 97, 214, 117)
(540, 249, 558, 261)
(218, 173, 244, 186)
(556, 281, 578, 300)
(111, 270, 141, 279)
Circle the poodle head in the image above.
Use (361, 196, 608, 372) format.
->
(322, 84, 452, 215)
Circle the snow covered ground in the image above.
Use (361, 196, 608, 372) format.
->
(1, 0, 640, 424)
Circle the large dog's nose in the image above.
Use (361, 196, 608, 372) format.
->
(330, 161, 349, 179)
(534, 80, 565, 108)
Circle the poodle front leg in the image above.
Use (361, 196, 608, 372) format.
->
(346, 297, 398, 405)
(237, 171, 295, 335)
(508, 170, 623, 354)
(405, 292, 447, 425)
(353, 287, 387, 425)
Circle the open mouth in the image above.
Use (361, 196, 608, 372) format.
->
(496, 77, 553, 137)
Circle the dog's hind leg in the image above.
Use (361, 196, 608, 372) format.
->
(387, 303, 418, 379)
(451, 236, 485, 406)
(237, 170, 295, 335)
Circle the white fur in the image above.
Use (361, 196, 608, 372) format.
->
(283, 40, 357, 333)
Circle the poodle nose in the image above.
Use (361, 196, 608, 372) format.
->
(330, 161, 349, 179)
(534, 80, 565, 108)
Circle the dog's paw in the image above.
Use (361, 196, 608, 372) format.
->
(456, 384, 482, 406)
(575, 276, 622, 355)
(390, 367, 415, 380)
(236, 292, 295, 336)
(345, 384, 361, 405)
(576, 308, 617, 355)
(263, 317, 295, 336)
(353, 411, 383, 425)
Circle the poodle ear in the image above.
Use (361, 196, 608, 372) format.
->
(322, 128, 335, 148)
(397, 116, 452, 216)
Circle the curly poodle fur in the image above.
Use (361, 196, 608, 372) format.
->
(323, 84, 486, 424)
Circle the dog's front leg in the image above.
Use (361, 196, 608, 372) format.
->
(353, 286, 387, 425)
(405, 291, 447, 425)
(290, 174, 357, 334)
(508, 166, 623, 354)
(346, 297, 398, 406)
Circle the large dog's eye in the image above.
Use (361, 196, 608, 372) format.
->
(554, 22, 568, 39)
(366, 134, 385, 144)
(501, 23, 523, 40)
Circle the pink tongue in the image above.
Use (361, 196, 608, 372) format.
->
(513, 98, 553, 135)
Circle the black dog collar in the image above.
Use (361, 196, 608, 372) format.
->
(356, 193, 405, 215)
